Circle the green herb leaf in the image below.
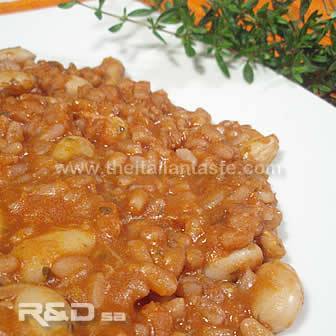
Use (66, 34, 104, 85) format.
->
(243, 0, 259, 10)
(243, 62, 254, 83)
(291, 68, 304, 84)
(128, 8, 155, 17)
(95, 10, 102, 20)
(215, 51, 230, 78)
(175, 25, 185, 37)
(95, 0, 106, 20)
(300, 0, 312, 20)
(328, 60, 336, 72)
(109, 23, 124, 33)
(158, 8, 180, 24)
(314, 84, 333, 93)
(153, 30, 167, 44)
(58, 1, 76, 9)
(183, 38, 196, 57)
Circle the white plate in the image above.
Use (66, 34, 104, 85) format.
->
(0, 1, 335, 335)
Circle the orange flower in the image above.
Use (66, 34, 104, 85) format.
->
(187, 0, 332, 45)
(189, 0, 330, 21)
(187, 0, 209, 24)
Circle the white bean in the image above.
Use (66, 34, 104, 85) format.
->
(240, 318, 274, 336)
(0, 70, 35, 90)
(103, 116, 128, 141)
(259, 230, 286, 260)
(0, 254, 19, 274)
(51, 255, 93, 278)
(16, 286, 72, 335)
(65, 75, 90, 96)
(238, 268, 257, 291)
(197, 300, 225, 326)
(140, 262, 177, 296)
(12, 229, 96, 283)
(0, 47, 35, 64)
(40, 124, 65, 141)
(176, 148, 198, 166)
(241, 135, 279, 166)
(128, 189, 149, 214)
(0, 284, 72, 335)
(177, 276, 203, 298)
(186, 247, 204, 270)
(127, 240, 152, 263)
(52, 136, 95, 162)
(162, 247, 185, 276)
(250, 261, 304, 333)
(162, 298, 185, 319)
(258, 191, 275, 204)
(88, 272, 106, 309)
(99, 57, 125, 85)
(205, 244, 263, 280)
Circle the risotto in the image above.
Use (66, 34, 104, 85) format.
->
(0, 47, 303, 336)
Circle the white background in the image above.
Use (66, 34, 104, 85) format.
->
(0, 1, 335, 334)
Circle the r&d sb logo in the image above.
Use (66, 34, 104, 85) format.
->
(18, 302, 127, 327)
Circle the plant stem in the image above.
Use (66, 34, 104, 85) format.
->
(76, 1, 177, 37)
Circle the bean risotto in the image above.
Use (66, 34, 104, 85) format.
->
(0, 47, 303, 336)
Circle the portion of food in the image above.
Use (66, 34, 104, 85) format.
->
(0, 47, 303, 336)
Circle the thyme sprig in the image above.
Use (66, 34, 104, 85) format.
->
(59, 0, 336, 103)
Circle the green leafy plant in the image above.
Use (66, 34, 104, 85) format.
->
(59, 0, 336, 105)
